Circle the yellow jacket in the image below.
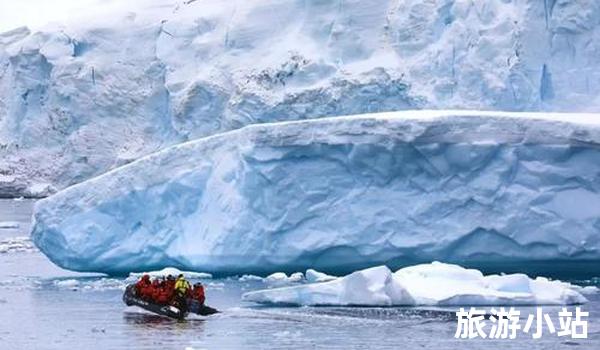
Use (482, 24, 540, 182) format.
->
(175, 277, 190, 293)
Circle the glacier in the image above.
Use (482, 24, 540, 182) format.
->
(31, 110, 600, 275)
(3, 0, 600, 196)
(242, 262, 588, 306)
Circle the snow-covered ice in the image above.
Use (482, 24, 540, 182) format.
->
(305, 269, 337, 283)
(242, 262, 588, 306)
(245, 265, 412, 306)
(127, 267, 212, 280)
(2, 0, 600, 196)
(31, 111, 600, 274)
(265, 272, 304, 286)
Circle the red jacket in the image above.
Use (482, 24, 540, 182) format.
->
(193, 285, 205, 304)
(135, 276, 151, 295)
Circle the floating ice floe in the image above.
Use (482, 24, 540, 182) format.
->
(128, 267, 212, 282)
(572, 285, 600, 295)
(305, 269, 337, 283)
(0, 236, 37, 253)
(0, 276, 43, 290)
(0, 221, 20, 229)
(265, 272, 304, 286)
(238, 274, 264, 282)
(238, 270, 337, 284)
(53, 277, 127, 291)
(242, 262, 589, 306)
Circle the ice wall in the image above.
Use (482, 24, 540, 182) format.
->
(31, 111, 600, 275)
(2, 0, 600, 195)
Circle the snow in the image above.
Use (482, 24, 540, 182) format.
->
(31, 111, 600, 274)
(2, 0, 600, 196)
(242, 262, 588, 306)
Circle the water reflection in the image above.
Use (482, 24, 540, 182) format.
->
(123, 310, 207, 330)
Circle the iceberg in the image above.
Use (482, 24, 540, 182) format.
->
(2, 0, 600, 196)
(31, 111, 600, 275)
(242, 262, 588, 306)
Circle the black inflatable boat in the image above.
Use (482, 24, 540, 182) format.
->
(122, 285, 219, 320)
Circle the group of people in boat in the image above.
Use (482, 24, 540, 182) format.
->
(134, 273, 205, 311)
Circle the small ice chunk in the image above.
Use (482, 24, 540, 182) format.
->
(0, 222, 20, 229)
(26, 183, 55, 197)
(53, 277, 127, 291)
(55, 279, 80, 289)
(207, 282, 225, 289)
(0, 236, 37, 254)
(305, 269, 337, 283)
(265, 272, 287, 282)
(265, 272, 304, 286)
(579, 286, 600, 295)
(128, 267, 212, 281)
(239, 274, 263, 282)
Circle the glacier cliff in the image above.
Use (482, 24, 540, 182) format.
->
(2, 0, 600, 195)
(31, 111, 600, 275)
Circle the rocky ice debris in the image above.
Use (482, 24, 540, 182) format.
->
(30, 111, 600, 275)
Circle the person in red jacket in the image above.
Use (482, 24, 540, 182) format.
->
(192, 283, 205, 305)
(135, 275, 151, 299)
(166, 275, 176, 291)
(150, 278, 161, 303)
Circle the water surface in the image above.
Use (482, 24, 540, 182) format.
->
(1, 199, 599, 349)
